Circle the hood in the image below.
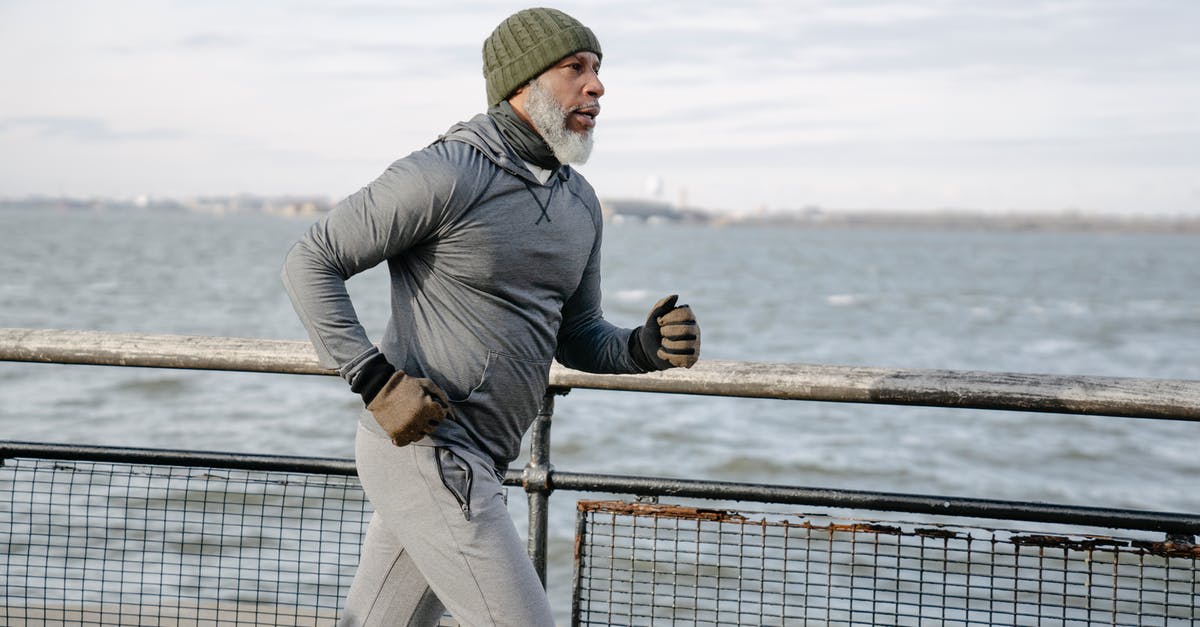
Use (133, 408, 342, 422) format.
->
(437, 113, 571, 186)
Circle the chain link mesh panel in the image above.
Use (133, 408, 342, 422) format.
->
(572, 500, 1199, 626)
(1, 456, 371, 625)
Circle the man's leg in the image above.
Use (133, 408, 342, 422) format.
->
(353, 423, 555, 627)
(340, 513, 446, 626)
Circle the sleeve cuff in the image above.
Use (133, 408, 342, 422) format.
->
(627, 326, 661, 372)
(349, 353, 397, 405)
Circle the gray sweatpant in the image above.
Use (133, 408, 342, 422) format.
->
(340, 423, 555, 627)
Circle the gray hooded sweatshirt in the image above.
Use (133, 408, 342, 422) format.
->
(282, 114, 643, 471)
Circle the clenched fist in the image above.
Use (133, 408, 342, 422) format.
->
(632, 294, 701, 370)
(366, 371, 451, 447)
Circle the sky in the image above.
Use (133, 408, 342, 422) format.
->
(1, 0, 1198, 215)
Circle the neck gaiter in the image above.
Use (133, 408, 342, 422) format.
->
(487, 100, 560, 171)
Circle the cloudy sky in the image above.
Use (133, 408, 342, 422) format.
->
(2, 0, 1197, 214)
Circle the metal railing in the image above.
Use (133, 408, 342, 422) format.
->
(2, 328, 1199, 625)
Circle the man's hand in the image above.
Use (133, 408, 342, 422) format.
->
(366, 371, 451, 447)
(632, 294, 701, 370)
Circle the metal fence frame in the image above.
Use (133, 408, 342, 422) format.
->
(569, 500, 1199, 626)
(0, 447, 368, 625)
(2, 328, 1199, 622)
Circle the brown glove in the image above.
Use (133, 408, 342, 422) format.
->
(632, 294, 701, 370)
(366, 370, 451, 447)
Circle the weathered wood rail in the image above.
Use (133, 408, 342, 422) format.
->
(2, 327, 1198, 421)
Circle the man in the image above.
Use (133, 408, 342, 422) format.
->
(282, 8, 700, 626)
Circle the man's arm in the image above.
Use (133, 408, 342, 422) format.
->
(282, 154, 468, 446)
(555, 206, 701, 374)
(280, 154, 452, 388)
(554, 239, 644, 374)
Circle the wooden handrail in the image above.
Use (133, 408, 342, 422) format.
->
(2, 327, 1198, 421)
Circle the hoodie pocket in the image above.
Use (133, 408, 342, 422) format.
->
(449, 351, 550, 427)
(436, 447, 474, 521)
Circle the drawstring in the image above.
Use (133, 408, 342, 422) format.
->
(523, 180, 556, 224)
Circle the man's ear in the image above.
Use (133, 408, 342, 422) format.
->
(507, 85, 533, 126)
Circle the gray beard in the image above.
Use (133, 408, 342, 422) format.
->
(525, 78, 595, 165)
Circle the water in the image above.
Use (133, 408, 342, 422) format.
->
(3, 206, 1199, 618)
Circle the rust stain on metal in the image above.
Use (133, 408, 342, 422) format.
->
(915, 527, 963, 540)
(1010, 534, 1070, 547)
(1010, 534, 1133, 552)
(1132, 539, 1200, 558)
(574, 528, 584, 562)
(579, 500, 747, 523)
(807, 521, 902, 535)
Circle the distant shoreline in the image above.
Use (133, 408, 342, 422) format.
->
(703, 209, 1200, 234)
(5, 196, 1199, 234)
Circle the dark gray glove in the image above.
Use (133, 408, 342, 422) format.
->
(631, 294, 701, 370)
(366, 370, 451, 447)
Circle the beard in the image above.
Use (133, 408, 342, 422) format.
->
(525, 78, 596, 165)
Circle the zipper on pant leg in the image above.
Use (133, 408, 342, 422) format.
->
(435, 448, 473, 521)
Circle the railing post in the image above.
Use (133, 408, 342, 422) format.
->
(523, 388, 565, 587)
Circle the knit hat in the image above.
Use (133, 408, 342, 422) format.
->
(482, 8, 602, 106)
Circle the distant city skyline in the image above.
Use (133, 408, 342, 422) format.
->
(2, 1, 1198, 214)
(10, 193, 1200, 237)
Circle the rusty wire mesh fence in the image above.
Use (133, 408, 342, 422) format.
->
(0, 455, 369, 626)
(4, 449, 1199, 626)
(572, 500, 1199, 626)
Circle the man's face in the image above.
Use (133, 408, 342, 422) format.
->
(532, 51, 604, 134)
(511, 51, 604, 164)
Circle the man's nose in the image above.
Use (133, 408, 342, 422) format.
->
(586, 73, 604, 99)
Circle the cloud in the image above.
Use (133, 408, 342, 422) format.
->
(603, 0, 1200, 82)
(179, 33, 249, 49)
(0, 117, 186, 142)
(1, 0, 1196, 212)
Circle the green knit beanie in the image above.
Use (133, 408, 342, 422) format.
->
(482, 7, 602, 106)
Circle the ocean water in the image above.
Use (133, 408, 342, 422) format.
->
(3, 206, 1199, 617)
